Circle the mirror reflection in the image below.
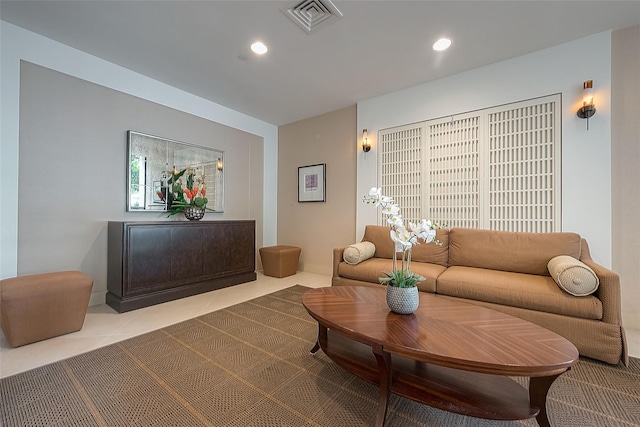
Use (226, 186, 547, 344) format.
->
(127, 131, 224, 212)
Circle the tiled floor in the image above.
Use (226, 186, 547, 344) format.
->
(1, 271, 638, 379)
(0, 271, 329, 378)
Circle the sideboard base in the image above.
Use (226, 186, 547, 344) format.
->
(106, 271, 257, 313)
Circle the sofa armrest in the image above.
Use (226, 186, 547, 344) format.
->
(579, 239, 623, 326)
(332, 247, 346, 280)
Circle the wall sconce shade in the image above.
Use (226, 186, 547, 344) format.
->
(577, 80, 596, 129)
(217, 158, 223, 171)
(362, 129, 371, 152)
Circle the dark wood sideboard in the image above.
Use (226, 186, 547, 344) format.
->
(107, 220, 257, 313)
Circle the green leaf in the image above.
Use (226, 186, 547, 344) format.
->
(379, 269, 425, 288)
(167, 169, 186, 185)
(166, 207, 184, 217)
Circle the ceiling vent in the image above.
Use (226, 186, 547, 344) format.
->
(282, 0, 343, 34)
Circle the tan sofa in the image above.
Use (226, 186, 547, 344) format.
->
(332, 225, 628, 366)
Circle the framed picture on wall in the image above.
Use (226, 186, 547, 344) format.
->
(298, 163, 326, 202)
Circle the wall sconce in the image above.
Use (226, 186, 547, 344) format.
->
(362, 129, 371, 153)
(576, 80, 596, 130)
(216, 158, 223, 171)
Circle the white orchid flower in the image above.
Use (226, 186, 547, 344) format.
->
(390, 228, 413, 252)
(381, 203, 400, 216)
(421, 228, 436, 243)
(408, 221, 421, 233)
(363, 186, 441, 270)
(368, 187, 381, 199)
(410, 233, 421, 246)
(417, 219, 436, 242)
(365, 187, 396, 207)
(387, 214, 403, 228)
(406, 219, 432, 242)
(389, 232, 405, 253)
(404, 222, 422, 244)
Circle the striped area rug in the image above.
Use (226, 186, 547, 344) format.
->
(1, 285, 638, 426)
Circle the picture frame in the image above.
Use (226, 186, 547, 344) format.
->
(298, 163, 326, 202)
(152, 180, 163, 204)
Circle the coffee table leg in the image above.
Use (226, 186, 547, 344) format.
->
(530, 372, 563, 427)
(310, 324, 327, 355)
(372, 344, 392, 427)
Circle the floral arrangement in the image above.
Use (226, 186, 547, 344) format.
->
(164, 167, 209, 216)
(363, 187, 440, 288)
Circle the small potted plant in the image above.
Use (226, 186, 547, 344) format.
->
(166, 167, 211, 220)
(364, 187, 439, 314)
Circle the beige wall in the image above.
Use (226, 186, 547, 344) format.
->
(18, 62, 264, 305)
(611, 24, 640, 331)
(277, 105, 357, 275)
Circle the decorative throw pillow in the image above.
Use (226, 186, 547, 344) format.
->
(547, 255, 599, 296)
(343, 242, 376, 265)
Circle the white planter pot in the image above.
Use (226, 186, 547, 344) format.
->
(386, 285, 419, 314)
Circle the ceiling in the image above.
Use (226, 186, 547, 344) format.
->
(2, 1, 640, 126)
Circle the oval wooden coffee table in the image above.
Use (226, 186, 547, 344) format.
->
(302, 286, 578, 427)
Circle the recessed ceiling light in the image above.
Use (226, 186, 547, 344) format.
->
(251, 41, 268, 55)
(433, 38, 452, 51)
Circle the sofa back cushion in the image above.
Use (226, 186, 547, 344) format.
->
(362, 225, 449, 267)
(448, 228, 582, 276)
(362, 225, 395, 258)
(412, 228, 449, 267)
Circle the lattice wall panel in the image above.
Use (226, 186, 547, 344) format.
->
(427, 117, 480, 228)
(379, 125, 423, 224)
(377, 95, 560, 232)
(488, 101, 557, 232)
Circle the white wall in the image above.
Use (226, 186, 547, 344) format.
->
(357, 31, 613, 267)
(0, 21, 279, 280)
(611, 24, 640, 332)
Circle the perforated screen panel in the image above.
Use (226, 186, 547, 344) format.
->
(487, 99, 560, 232)
(378, 94, 561, 231)
(426, 115, 480, 228)
(379, 124, 423, 225)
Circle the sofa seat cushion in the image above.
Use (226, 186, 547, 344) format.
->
(436, 266, 602, 320)
(337, 259, 445, 293)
